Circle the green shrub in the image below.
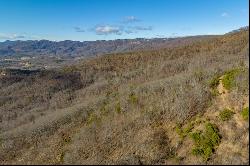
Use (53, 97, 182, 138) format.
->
(219, 108, 235, 121)
(190, 131, 202, 145)
(183, 122, 194, 134)
(190, 123, 221, 161)
(209, 75, 220, 89)
(241, 107, 249, 120)
(209, 75, 220, 96)
(211, 88, 220, 96)
(205, 123, 220, 146)
(192, 147, 203, 156)
(175, 122, 194, 140)
(175, 123, 184, 140)
(222, 68, 242, 90)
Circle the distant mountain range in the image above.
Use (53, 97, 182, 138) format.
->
(226, 26, 249, 34)
(0, 26, 248, 58)
(0, 35, 216, 58)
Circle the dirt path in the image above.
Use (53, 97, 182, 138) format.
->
(208, 74, 248, 164)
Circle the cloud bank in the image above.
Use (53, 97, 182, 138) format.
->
(0, 33, 26, 40)
(95, 25, 123, 35)
(93, 24, 153, 35)
(73, 16, 153, 36)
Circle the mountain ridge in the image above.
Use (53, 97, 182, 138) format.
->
(0, 35, 217, 58)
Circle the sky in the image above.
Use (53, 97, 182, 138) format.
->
(0, 0, 249, 41)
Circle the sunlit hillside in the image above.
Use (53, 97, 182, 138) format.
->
(0, 28, 249, 165)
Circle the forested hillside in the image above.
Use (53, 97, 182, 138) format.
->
(0, 28, 248, 165)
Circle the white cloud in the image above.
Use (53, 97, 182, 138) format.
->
(95, 25, 122, 35)
(88, 15, 153, 36)
(123, 26, 153, 34)
(221, 12, 229, 17)
(0, 33, 42, 41)
(0, 33, 26, 40)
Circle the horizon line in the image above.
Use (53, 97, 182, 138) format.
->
(0, 25, 248, 43)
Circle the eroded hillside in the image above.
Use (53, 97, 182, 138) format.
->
(0, 28, 249, 164)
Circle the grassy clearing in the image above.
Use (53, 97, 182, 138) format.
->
(222, 68, 243, 91)
(219, 108, 235, 121)
(175, 122, 195, 140)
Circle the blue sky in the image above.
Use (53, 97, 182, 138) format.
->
(0, 0, 249, 41)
